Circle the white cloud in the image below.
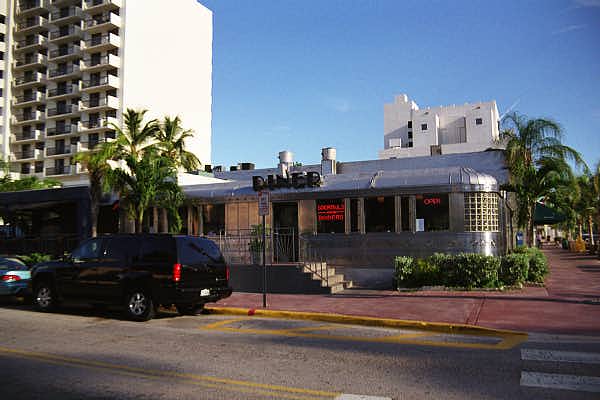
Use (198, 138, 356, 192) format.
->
(553, 24, 587, 34)
(573, 0, 600, 7)
(324, 96, 351, 113)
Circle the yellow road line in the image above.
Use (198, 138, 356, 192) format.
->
(0, 346, 340, 399)
(200, 318, 527, 350)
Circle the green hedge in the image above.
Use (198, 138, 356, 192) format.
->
(394, 247, 548, 290)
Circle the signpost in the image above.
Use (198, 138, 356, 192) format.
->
(258, 191, 270, 308)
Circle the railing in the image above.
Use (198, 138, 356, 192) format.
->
(16, 36, 46, 49)
(16, 16, 47, 31)
(13, 112, 40, 122)
(46, 124, 74, 136)
(15, 74, 42, 85)
(48, 65, 79, 77)
(46, 147, 71, 156)
(47, 105, 78, 116)
(48, 85, 77, 97)
(46, 165, 72, 175)
(82, 75, 115, 89)
(85, 33, 117, 47)
(298, 235, 329, 285)
(50, 7, 81, 22)
(15, 93, 44, 103)
(50, 26, 80, 40)
(0, 235, 80, 258)
(49, 45, 79, 59)
(18, 0, 44, 12)
(14, 150, 35, 159)
(14, 132, 35, 141)
(81, 118, 114, 129)
(81, 96, 116, 108)
(84, 12, 117, 29)
(15, 54, 46, 67)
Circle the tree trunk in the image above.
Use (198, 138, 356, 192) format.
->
(589, 215, 595, 246)
(526, 204, 535, 247)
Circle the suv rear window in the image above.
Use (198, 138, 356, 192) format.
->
(176, 238, 224, 265)
(139, 236, 176, 263)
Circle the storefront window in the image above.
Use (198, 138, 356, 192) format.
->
(202, 204, 225, 235)
(401, 197, 410, 231)
(316, 199, 345, 233)
(464, 192, 499, 232)
(350, 199, 360, 232)
(415, 194, 449, 231)
(364, 196, 394, 233)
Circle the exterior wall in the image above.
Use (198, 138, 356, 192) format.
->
(122, 0, 212, 166)
(0, 0, 9, 165)
(224, 201, 263, 232)
(379, 94, 501, 159)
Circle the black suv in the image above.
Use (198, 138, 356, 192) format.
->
(30, 234, 232, 321)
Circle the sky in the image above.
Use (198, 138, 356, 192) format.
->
(198, 0, 600, 171)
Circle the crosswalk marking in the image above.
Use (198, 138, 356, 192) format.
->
(521, 349, 600, 364)
(335, 395, 392, 400)
(520, 372, 600, 393)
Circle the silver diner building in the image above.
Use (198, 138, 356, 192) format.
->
(181, 149, 512, 287)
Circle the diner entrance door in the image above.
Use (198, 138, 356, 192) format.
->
(272, 202, 298, 263)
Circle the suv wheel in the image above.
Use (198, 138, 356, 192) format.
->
(34, 282, 57, 312)
(125, 290, 155, 321)
(175, 303, 199, 316)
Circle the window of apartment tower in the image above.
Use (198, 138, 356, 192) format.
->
(407, 121, 412, 128)
(476, 118, 483, 125)
(202, 204, 225, 235)
(421, 123, 428, 131)
(415, 194, 449, 231)
(364, 196, 394, 233)
(316, 199, 345, 233)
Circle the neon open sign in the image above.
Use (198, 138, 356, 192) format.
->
(423, 197, 442, 206)
(317, 202, 345, 222)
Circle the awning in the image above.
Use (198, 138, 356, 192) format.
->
(534, 203, 566, 225)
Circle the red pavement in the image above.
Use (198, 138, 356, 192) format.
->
(209, 247, 600, 336)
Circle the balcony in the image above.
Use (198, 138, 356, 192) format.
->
(46, 123, 78, 137)
(48, 45, 81, 61)
(14, 72, 46, 88)
(14, 91, 45, 106)
(13, 149, 36, 160)
(84, 0, 122, 12)
(81, 53, 120, 72)
(50, 7, 83, 24)
(46, 146, 72, 156)
(80, 95, 119, 112)
(83, 12, 121, 34)
(13, 129, 43, 142)
(49, 26, 82, 43)
(80, 116, 117, 132)
(48, 64, 81, 79)
(46, 166, 72, 176)
(15, 34, 47, 52)
(14, 53, 47, 70)
(47, 84, 80, 100)
(46, 104, 80, 118)
(82, 32, 120, 52)
(81, 74, 119, 92)
(12, 110, 45, 124)
(15, 15, 47, 34)
(17, 0, 47, 16)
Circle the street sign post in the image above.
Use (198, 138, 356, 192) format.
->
(258, 191, 270, 308)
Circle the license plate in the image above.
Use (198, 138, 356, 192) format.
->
(200, 289, 210, 297)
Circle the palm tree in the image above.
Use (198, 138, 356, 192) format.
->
(73, 144, 115, 237)
(156, 116, 201, 172)
(108, 108, 160, 161)
(501, 112, 586, 246)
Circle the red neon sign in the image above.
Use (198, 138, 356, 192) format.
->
(317, 202, 345, 222)
(423, 198, 442, 206)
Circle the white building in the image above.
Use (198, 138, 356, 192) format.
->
(0, 0, 212, 185)
(378, 94, 501, 159)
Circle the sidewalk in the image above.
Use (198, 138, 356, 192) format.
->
(208, 247, 600, 336)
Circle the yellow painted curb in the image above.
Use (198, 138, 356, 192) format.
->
(204, 306, 528, 339)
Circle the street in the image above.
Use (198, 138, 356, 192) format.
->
(1, 303, 599, 399)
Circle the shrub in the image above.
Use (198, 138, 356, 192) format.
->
(394, 256, 440, 288)
(18, 253, 52, 268)
(513, 246, 548, 283)
(394, 256, 415, 288)
(449, 253, 500, 290)
(499, 253, 529, 287)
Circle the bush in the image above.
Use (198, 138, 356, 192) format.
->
(500, 253, 529, 287)
(449, 253, 500, 290)
(513, 246, 548, 283)
(394, 256, 440, 288)
(18, 253, 52, 268)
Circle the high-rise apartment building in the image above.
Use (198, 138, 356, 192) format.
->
(379, 94, 501, 159)
(0, 0, 212, 185)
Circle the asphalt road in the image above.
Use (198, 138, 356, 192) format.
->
(0, 301, 599, 400)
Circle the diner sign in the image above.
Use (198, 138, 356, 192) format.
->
(252, 172, 321, 191)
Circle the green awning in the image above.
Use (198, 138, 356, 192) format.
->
(534, 203, 566, 225)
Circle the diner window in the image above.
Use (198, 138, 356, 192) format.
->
(316, 199, 345, 233)
(202, 204, 225, 235)
(401, 197, 410, 231)
(464, 192, 499, 232)
(364, 196, 394, 233)
(415, 194, 449, 231)
(350, 199, 360, 232)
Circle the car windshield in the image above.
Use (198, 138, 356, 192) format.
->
(0, 258, 28, 271)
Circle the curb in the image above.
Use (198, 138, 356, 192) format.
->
(204, 306, 529, 338)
